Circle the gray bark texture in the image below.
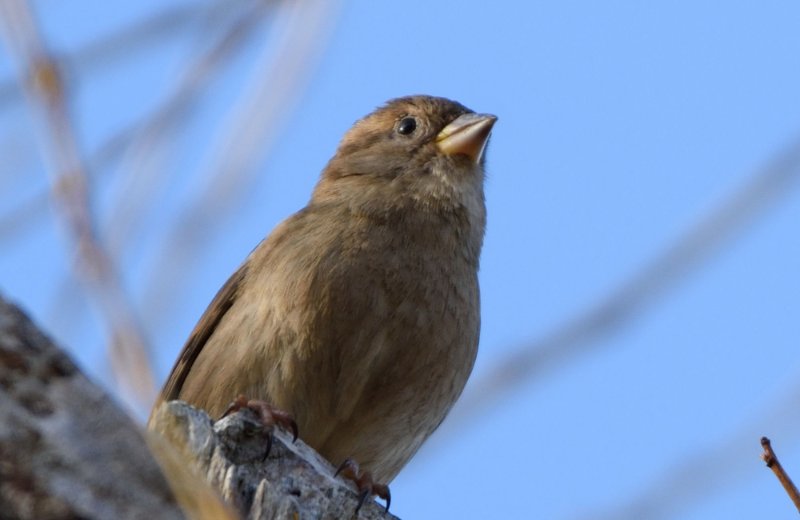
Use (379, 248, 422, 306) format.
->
(0, 295, 183, 520)
(150, 400, 399, 520)
(0, 294, 400, 520)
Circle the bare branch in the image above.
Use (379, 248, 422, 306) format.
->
(0, 0, 155, 412)
(0, 0, 230, 110)
(0, 295, 186, 520)
(761, 436, 800, 513)
(0, 0, 253, 243)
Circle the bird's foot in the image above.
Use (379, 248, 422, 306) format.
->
(219, 394, 298, 458)
(335, 458, 391, 513)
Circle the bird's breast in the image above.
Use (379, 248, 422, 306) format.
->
(292, 217, 480, 480)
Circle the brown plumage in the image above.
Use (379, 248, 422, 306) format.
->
(152, 95, 496, 483)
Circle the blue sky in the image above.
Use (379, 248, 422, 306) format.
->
(2, 1, 800, 518)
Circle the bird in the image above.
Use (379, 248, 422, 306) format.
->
(151, 95, 496, 508)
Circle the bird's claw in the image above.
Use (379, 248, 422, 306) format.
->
(219, 394, 298, 459)
(335, 458, 391, 513)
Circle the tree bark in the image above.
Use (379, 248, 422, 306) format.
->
(150, 400, 397, 520)
(0, 294, 398, 519)
(0, 295, 183, 519)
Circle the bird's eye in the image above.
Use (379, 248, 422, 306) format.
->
(397, 117, 417, 135)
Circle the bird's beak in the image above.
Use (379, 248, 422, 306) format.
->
(435, 113, 497, 163)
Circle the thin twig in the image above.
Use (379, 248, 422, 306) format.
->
(0, 0, 156, 412)
(761, 436, 800, 512)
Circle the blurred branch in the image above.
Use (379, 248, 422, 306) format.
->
(761, 436, 800, 513)
(440, 134, 800, 433)
(0, 0, 229, 110)
(0, 0, 155, 412)
(104, 0, 271, 258)
(6, 0, 270, 350)
(141, 0, 341, 330)
(0, 0, 244, 237)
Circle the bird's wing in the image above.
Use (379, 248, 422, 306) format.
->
(155, 261, 249, 405)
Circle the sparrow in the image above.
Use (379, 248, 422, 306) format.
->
(151, 95, 496, 509)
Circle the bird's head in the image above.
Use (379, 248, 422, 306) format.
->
(313, 96, 496, 227)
